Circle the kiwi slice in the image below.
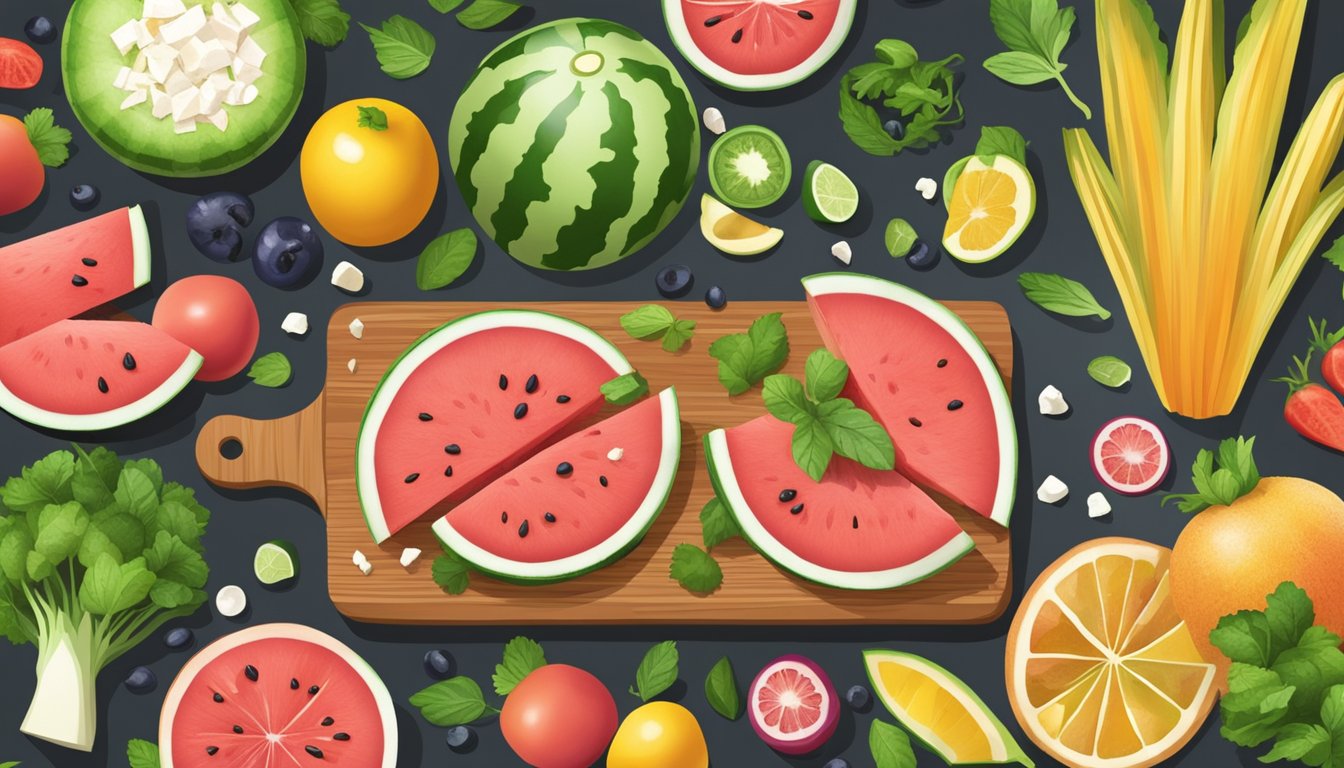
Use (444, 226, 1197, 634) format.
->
(708, 125, 792, 209)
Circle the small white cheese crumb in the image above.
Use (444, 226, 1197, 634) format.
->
(347, 358, 358, 374)
(915, 177, 938, 201)
(352, 550, 368, 566)
(357, 560, 373, 576)
(607, 447, 624, 461)
(143, 0, 188, 19)
(349, 318, 365, 339)
(400, 548, 422, 568)
(281, 312, 309, 336)
(702, 106, 726, 135)
(214, 585, 246, 617)
(1087, 492, 1112, 518)
(111, 20, 139, 55)
(831, 241, 853, 265)
(158, 4, 206, 46)
(331, 261, 365, 293)
(1037, 475, 1069, 504)
(1038, 385, 1069, 416)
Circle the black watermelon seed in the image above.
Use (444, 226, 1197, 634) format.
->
(525, 374, 538, 393)
(445, 444, 461, 455)
(798, 9, 814, 18)
(948, 400, 964, 411)
(333, 733, 350, 741)
(244, 665, 258, 682)
(704, 14, 722, 26)
(444, 465, 453, 477)
(731, 28, 743, 43)
(306, 745, 324, 759)
(501, 511, 509, 523)
(518, 520, 530, 538)
(404, 473, 420, 483)
(852, 516, 860, 529)
(290, 678, 299, 690)
(418, 412, 433, 421)
(791, 503, 805, 515)
(72, 274, 88, 287)
(779, 489, 797, 502)
(544, 512, 556, 523)
(514, 403, 528, 419)
(909, 417, 923, 427)
(937, 359, 948, 368)
(321, 717, 334, 726)
(206, 746, 218, 756)
(556, 462, 573, 476)
(123, 352, 136, 370)
(556, 394, 571, 403)
(233, 725, 244, 734)
(498, 374, 508, 390)
(599, 475, 608, 487)
(309, 685, 320, 695)
(82, 257, 98, 267)
(213, 692, 224, 703)
(97, 377, 108, 393)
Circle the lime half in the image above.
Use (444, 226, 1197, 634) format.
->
(802, 161, 859, 223)
(253, 540, 299, 585)
(708, 125, 791, 209)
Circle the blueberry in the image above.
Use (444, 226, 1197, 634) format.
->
(164, 627, 194, 650)
(124, 666, 157, 694)
(704, 285, 727, 309)
(70, 185, 100, 211)
(907, 240, 939, 271)
(253, 216, 324, 289)
(823, 759, 851, 768)
(656, 264, 693, 298)
(24, 16, 56, 44)
(423, 649, 454, 679)
(883, 119, 904, 140)
(445, 725, 475, 750)
(187, 192, 254, 262)
(845, 684, 870, 710)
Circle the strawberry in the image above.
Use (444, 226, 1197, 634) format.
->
(1273, 350, 1344, 452)
(1309, 317, 1344, 395)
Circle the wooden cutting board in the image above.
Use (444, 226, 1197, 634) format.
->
(195, 300, 1014, 625)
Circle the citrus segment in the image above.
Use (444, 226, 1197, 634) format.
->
(941, 155, 1035, 263)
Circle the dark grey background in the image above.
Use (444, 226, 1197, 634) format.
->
(1, 0, 1342, 765)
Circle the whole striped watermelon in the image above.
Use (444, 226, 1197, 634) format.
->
(448, 18, 700, 271)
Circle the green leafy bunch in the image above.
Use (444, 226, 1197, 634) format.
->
(838, 39, 965, 156)
(1162, 436, 1260, 514)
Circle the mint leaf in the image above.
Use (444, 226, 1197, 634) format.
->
(704, 656, 740, 720)
(620, 305, 676, 339)
(289, 0, 351, 46)
(247, 352, 292, 388)
(357, 105, 388, 131)
(1087, 355, 1132, 388)
(632, 641, 679, 701)
(699, 498, 741, 550)
(416, 229, 478, 291)
(670, 544, 722, 593)
(816, 399, 896, 471)
(884, 218, 918, 258)
(456, 0, 522, 30)
(410, 676, 492, 726)
(360, 16, 435, 79)
(601, 372, 649, 405)
(708, 313, 789, 395)
(493, 636, 546, 695)
(661, 319, 696, 352)
(431, 551, 470, 595)
(1018, 272, 1111, 319)
(762, 374, 812, 424)
(870, 719, 917, 768)
(23, 108, 71, 168)
(805, 349, 849, 402)
(126, 739, 160, 768)
(428, 0, 465, 10)
(791, 418, 834, 482)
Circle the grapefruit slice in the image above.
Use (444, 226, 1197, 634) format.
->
(942, 155, 1036, 264)
(1090, 417, 1170, 495)
(748, 655, 838, 754)
(1005, 538, 1216, 768)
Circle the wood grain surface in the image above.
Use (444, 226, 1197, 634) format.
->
(195, 300, 1015, 625)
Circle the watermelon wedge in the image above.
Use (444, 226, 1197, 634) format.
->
(804, 273, 1016, 526)
(0, 319, 202, 431)
(433, 388, 681, 583)
(0, 206, 151, 346)
(357, 311, 632, 542)
(706, 415, 973, 590)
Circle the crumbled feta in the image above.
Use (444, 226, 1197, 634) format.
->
(702, 107, 726, 135)
(347, 358, 358, 374)
(111, 20, 140, 55)
(1037, 475, 1069, 504)
(1087, 492, 1112, 518)
(120, 90, 148, 110)
(158, 5, 206, 46)
(915, 177, 938, 201)
(349, 318, 365, 339)
(229, 2, 262, 31)
(831, 241, 853, 265)
(357, 560, 373, 576)
(281, 312, 309, 336)
(214, 585, 246, 617)
(1038, 385, 1069, 416)
(607, 447, 624, 461)
(400, 548, 422, 568)
(143, 0, 188, 19)
(352, 550, 368, 566)
(331, 261, 365, 293)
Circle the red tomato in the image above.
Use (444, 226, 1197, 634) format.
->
(152, 276, 260, 382)
(501, 664, 617, 768)
(0, 115, 42, 215)
(0, 38, 42, 89)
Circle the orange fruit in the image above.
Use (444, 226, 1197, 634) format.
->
(1006, 538, 1216, 768)
(942, 155, 1035, 263)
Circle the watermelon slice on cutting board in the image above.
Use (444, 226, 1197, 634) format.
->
(433, 388, 681, 583)
(357, 310, 633, 543)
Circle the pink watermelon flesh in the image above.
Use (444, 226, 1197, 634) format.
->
(370, 326, 621, 538)
(0, 207, 148, 346)
(0, 319, 195, 416)
(721, 415, 964, 574)
(166, 636, 386, 766)
(676, 0, 846, 76)
(808, 291, 1004, 520)
(439, 393, 668, 565)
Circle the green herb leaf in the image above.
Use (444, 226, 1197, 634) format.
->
(869, 719, 917, 768)
(1260, 722, 1331, 764)
(791, 417, 834, 482)
(762, 374, 812, 425)
(1163, 437, 1260, 514)
(431, 551, 470, 595)
(816, 399, 895, 471)
(493, 636, 546, 696)
(670, 543, 723, 593)
(410, 676, 493, 726)
(1018, 272, 1111, 319)
(1087, 356, 1132, 388)
(416, 229, 478, 291)
(884, 218, 918, 258)
(23, 108, 71, 168)
(662, 319, 696, 353)
(983, 51, 1057, 85)
(357, 105, 388, 131)
(984, 0, 1091, 118)
(632, 640, 679, 701)
(247, 353, 293, 388)
(708, 313, 789, 395)
(289, 0, 351, 46)
(1322, 236, 1344, 272)
(79, 553, 155, 616)
(126, 739, 160, 768)
(975, 125, 1029, 165)
(456, 0, 523, 30)
(805, 349, 849, 402)
(704, 656, 740, 720)
(699, 497, 742, 550)
(428, 0, 465, 11)
(601, 372, 649, 405)
(838, 41, 965, 156)
(620, 305, 676, 339)
(360, 15, 435, 79)
(0, 762, 20, 768)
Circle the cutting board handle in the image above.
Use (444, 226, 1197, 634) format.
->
(195, 397, 327, 509)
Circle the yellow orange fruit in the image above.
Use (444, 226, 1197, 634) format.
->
(606, 702, 708, 768)
(942, 155, 1034, 263)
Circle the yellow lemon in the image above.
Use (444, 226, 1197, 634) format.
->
(607, 702, 708, 768)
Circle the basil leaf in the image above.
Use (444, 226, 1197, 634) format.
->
(708, 313, 789, 395)
(983, 51, 1056, 85)
(815, 399, 895, 472)
(762, 374, 811, 425)
(601, 372, 649, 405)
(884, 218, 918, 258)
(620, 305, 676, 340)
(456, 0, 523, 30)
(126, 739, 160, 768)
(704, 656, 741, 720)
(699, 497, 741, 550)
(493, 636, 546, 695)
(805, 349, 849, 402)
(416, 229, 478, 291)
(247, 353, 293, 388)
(1087, 356, 1132, 388)
(791, 418, 834, 482)
(289, 0, 351, 47)
(409, 676, 489, 726)
(360, 15, 435, 79)
(1018, 272, 1111, 319)
(870, 719, 917, 768)
(669, 544, 723, 594)
(632, 640, 680, 701)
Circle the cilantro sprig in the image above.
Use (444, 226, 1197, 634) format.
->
(983, 0, 1092, 119)
(1162, 436, 1260, 514)
(23, 108, 71, 168)
(838, 39, 965, 156)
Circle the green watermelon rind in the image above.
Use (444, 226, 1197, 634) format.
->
(802, 272, 1019, 527)
(431, 387, 682, 584)
(661, 0, 858, 92)
(158, 623, 397, 768)
(704, 428, 975, 591)
(356, 310, 634, 544)
(127, 204, 152, 288)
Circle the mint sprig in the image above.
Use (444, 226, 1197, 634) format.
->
(708, 313, 789, 395)
(620, 305, 696, 353)
(1162, 436, 1260, 514)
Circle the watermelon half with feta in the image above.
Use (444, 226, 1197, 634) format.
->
(804, 273, 1017, 526)
(433, 388, 681, 583)
(663, 0, 857, 91)
(357, 311, 632, 542)
(706, 415, 974, 590)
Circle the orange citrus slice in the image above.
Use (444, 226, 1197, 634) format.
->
(942, 155, 1035, 263)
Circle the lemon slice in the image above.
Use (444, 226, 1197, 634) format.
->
(699, 194, 783, 256)
(942, 155, 1035, 263)
(864, 650, 1034, 766)
(1006, 538, 1216, 768)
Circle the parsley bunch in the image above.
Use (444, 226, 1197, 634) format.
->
(838, 39, 965, 156)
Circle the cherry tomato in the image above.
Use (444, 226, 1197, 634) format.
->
(0, 115, 42, 215)
(500, 664, 617, 768)
(0, 38, 42, 89)
(151, 276, 259, 382)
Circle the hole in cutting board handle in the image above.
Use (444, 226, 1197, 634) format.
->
(219, 438, 243, 461)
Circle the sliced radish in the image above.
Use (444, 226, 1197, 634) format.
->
(1091, 416, 1171, 495)
(748, 654, 839, 755)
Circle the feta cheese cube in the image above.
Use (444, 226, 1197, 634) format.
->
(196, 39, 233, 74)
(170, 85, 202, 121)
(159, 4, 207, 46)
(210, 15, 242, 48)
(281, 312, 309, 336)
(204, 109, 228, 132)
(1038, 385, 1069, 416)
(114, 66, 134, 90)
(120, 89, 149, 110)
(199, 82, 225, 115)
(111, 20, 140, 55)
(347, 358, 358, 374)
(349, 318, 365, 339)
(607, 447, 624, 461)
(915, 177, 938, 201)
(163, 68, 192, 96)
(132, 51, 149, 73)
(352, 550, 368, 566)
(173, 118, 197, 134)
(142, 0, 188, 19)
(1087, 492, 1112, 519)
(150, 88, 172, 119)
(400, 548, 422, 568)
(331, 261, 365, 293)
(236, 35, 266, 68)
(831, 240, 853, 265)
(239, 84, 259, 105)
(206, 71, 233, 92)
(1037, 475, 1069, 504)
(126, 71, 153, 90)
(357, 560, 373, 576)
(178, 36, 208, 74)
(230, 2, 262, 31)
(232, 64, 263, 87)
(702, 107, 726, 135)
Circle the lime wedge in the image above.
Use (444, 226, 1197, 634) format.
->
(802, 161, 859, 223)
(253, 540, 299, 585)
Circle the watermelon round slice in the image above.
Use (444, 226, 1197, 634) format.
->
(706, 415, 973, 590)
(0, 319, 201, 431)
(357, 311, 632, 542)
(433, 388, 680, 583)
(663, 0, 857, 91)
(159, 623, 396, 768)
(0, 206, 151, 347)
(804, 273, 1017, 526)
